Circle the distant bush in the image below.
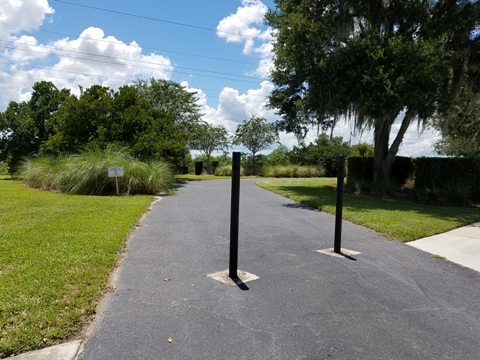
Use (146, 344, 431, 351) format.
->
(21, 148, 174, 195)
(0, 161, 9, 174)
(261, 165, 324, 178)
(214, 165, 245, 176)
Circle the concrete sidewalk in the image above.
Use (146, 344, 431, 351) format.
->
(408, 222, 480, 272)
(4, 179, 480, 360)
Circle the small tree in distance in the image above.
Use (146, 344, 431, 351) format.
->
(233, 116, 279, 172)
(189, 121, 230, 174)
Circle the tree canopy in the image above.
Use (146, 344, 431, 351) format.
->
(0, 79, 201, 172)
(266, 0, 480, 182)
(233, 116, 279, 169)
(189, 121, 230, 174)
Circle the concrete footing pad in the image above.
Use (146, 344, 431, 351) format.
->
(207, 269, 259, 286)
(4, 340, 82, 360)
(316, 248, 361, 259)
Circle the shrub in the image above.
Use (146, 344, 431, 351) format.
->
(347, 156, 413, 189)
(433, 179, 472, 207)
(261, 165, 324, 178)
(194, 161, 203, 175)
(20, 148, 174, 195)
(414, 157, 480, 201)
(0, 161, 8, 174)
(214, 165, 245, 176)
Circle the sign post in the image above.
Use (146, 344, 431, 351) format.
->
(108, 166, 124, 196)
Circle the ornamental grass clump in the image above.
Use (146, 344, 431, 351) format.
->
(20, 148, 174, 195)
(261, 165, 324, 178)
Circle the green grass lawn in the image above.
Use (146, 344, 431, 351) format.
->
(257, 178, 480, 242)
(0, 178, 153, 357)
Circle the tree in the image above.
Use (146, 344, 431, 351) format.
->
(189, 121, 230, 174)
(350, 143, 375, 157)
(267, 144, 290, 166)
(434, 92, 480, 157)
(0, 81, 69, 172)
(134, 78, 201, 131)
(233, 116, 279, 170)
(266, 0, 480, 184)
(288, 134, 350, 176)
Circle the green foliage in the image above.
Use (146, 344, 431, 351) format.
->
(434, 92, 480, 157)
(0, 178, 152, 357)
(1, 79, 197, 170)
(260, 165, 324, 178)
(0, 161, 8, 174)
(214, 165, 244, 177)
(349, 143, 374, 157)
(267, 144, 291, 166)
(21, 147, 174, 195)
(189, 122, 230, 174)
(0, 81, 70, 173)
(233, 116, 279, 169)
(267, 0, 479, 183)
(414, 157, 480, 202)
(347, 156, 413, 191)
(134, 78, 201, 131)
(289, 134, 350, 176)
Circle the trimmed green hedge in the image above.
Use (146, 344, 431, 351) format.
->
(347, 156, 413, 188)
(414, 157, 480, 200)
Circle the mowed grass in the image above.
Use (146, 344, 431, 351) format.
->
(0, 178, 153, 357)
(257, 178, 480, 242)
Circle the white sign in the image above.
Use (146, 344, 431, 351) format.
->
(108, 166, 124, 178)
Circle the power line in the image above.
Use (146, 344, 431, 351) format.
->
(0, 39, 267, 81)
(0, 22, 258, 66)
(54, 0, 264, 40)
(0, 45, 267, 85)
(0, 61, 272, 101)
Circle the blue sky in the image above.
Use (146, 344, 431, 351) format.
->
(0, 0, 439, 155)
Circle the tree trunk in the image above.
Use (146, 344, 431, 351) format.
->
(206, 154, 212, 175)
(252, 151, 256, 174)
(373, 117, 390, 184)
(381, 109, 416, 180)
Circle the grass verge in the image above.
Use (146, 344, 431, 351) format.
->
(257, 178, 480, 242)
(0, 177, 153, 357)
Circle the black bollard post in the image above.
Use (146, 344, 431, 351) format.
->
(334, 155, 345, 254)
(229, 152, 241, 278)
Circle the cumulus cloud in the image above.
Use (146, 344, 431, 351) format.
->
(0, 0, 54, 38)
(217, 0, 274, 77)
(0, 23, 173, 109)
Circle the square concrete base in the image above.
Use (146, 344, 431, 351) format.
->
(316, 248, 361, 258)
(207, 269, 259, 286)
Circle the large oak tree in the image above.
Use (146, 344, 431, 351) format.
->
(266, 0, 480, 183)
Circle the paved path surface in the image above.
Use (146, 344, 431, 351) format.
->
(74, 179, 480, 360)
(6, 179, 480, 360)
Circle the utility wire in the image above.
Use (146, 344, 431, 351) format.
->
(0, 39, 268, 81)
(54, 0, 264, 39)
(0, 63, 271, 101)
(0, 22, 258, 66)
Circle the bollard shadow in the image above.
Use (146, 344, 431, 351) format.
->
(282, 203, 317, 211)
(230, 276, 250, 291)
(337, 252, 357, 261)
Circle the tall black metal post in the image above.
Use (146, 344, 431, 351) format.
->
(334, 155, 345, 254)
(229, 152, 241, 278)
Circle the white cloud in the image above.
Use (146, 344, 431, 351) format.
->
(0, 0, 54, 39)
(0, 24, 174, 109)
(217, 0, 274, 77)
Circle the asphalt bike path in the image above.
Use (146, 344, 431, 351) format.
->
(78, 179, 480, 360)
